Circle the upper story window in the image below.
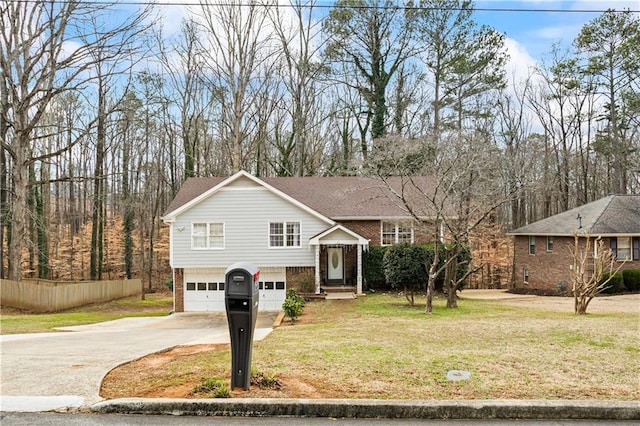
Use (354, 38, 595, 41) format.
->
(381, 221, 414, 245)
(192, 222, 224, 249)
(529, 236, 536, 255)
(546, 236, 554, 252)
(269, 221, 301, 248)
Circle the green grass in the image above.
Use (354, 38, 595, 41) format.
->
(41, 291, 639, 401)
(0, 294, 173, 334)
(248, 293, 640, 400)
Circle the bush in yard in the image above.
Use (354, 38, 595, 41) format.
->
(363, 246, 388, 290)
(383, 243, 428, 305)
(622, 269, 640, 292)
(599, 272, 625, 294)
(282, 289, 304, 323)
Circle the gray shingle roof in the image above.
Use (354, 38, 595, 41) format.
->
(508, 195, 640, 236)
(163, 173, 443, 220)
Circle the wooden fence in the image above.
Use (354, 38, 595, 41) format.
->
(0, 278, 141, 312)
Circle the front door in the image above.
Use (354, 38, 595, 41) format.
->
(327, 247, 344, 284)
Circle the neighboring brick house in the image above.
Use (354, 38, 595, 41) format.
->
(508, 195, 640, 293)
(162, 170, 442, 312)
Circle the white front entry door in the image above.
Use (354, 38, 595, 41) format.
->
(327, 247, 344, 283)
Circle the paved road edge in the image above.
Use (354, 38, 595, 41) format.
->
(91, 398, 640, 420)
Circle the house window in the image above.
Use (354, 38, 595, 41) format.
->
(269, 221, 301, 247)
(523, 269, 529, 283)
(192, 222, 224, 249)
(546, 236, 554, 252)
(529, 236, 536, 255)
(614, 237, 632, 261)
(381, 221, 414, 245)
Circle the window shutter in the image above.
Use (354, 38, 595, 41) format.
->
(610, 238, 618, 259)
(633, 237, 640, 261)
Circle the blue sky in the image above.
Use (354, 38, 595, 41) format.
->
(146, 0, 638, 86)
(474, 0, 639, 60)
(152, 1, 639, 63)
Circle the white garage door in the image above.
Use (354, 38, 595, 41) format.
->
(184, 267, 286, 312)
(257, 268, 287, 311)
(183, 268, 226, 312)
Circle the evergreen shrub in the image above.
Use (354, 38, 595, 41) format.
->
(622, 269, 640, 292)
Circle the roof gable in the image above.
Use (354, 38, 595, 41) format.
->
(508, 195, 640, 236)
(162, 170, 334, 225)
(309, 224, 369, 246)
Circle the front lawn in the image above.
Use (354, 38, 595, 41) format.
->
(100, 293, 640, 400)
(0, 293, 173, 334)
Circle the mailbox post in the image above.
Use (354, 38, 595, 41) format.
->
(224, 262, 260, 390)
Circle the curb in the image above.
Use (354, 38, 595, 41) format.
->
(91, 398, 640, 420)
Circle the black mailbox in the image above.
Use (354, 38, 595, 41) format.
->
(224, 261, 260, 390)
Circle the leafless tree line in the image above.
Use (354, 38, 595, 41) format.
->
(1, 0, 638, 282)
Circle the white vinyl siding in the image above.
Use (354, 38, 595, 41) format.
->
(170, 178, 331, 268)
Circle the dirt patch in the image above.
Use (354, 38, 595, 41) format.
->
(100, 307, 330, 400)
(101, 342, 327, 399)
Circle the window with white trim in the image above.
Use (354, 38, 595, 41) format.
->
(381, 221, 414, 245)
(191, 222, 224, 249)
(269, 221, 301, 247)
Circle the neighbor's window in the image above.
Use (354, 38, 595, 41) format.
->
(529, 236, 536, 255)
(269, 221, 301, 247)
(523, 269, 529, 283)
(381, 221, 414, 245)
(192, 222, 224, 249)
(613, 237, 632, 261)
(546, 236, 554, 252)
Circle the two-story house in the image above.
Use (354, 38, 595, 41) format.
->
(162, 170, 439, 312)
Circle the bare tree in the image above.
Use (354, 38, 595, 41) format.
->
(197, 0, 278, 173)
(1, 1, 95, 280)
(1, 0, 153, 281)
(570, 234, 624, 314)
(368, 131, 512, 311)
(269, 0, 327, 176)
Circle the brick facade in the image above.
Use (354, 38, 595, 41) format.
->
(286, 266, 315, 292)
(174, 268, 184, 312)
(513, 235, 640, 293)
(337, 219, 434, 246)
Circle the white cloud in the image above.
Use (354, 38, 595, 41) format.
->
(504, 37, 539, 88)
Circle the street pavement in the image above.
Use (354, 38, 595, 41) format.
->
(0, 312, 277, 412)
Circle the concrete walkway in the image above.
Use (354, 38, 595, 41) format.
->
(0, 312, 276, 412)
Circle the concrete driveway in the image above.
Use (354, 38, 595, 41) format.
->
(0, 312, 277, 412)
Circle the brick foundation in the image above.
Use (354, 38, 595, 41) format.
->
(174, 268, 184, 312)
